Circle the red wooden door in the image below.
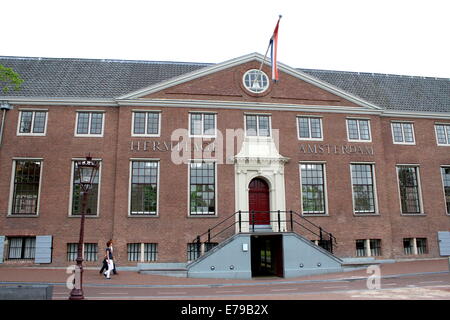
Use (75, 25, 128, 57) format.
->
(248, 178, 270, 225)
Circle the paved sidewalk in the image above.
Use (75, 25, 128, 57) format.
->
(0, 258, 448, 288)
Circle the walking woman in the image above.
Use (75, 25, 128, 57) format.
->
(103, 240, 114, 279)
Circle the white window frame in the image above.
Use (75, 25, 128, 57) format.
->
(188, 160, 217, 217)
(346, 118, 372, 142)
(396, 165, 424, 215)
(131, 111, 161, 137)
(391, 121, 416, 145)
(244, 114, 272, 137)
(350, 162, 379, 215)
(297, 116, 323, 141)
(441, 165, 450, 216)
(188, 112, 217, 138)
(68, 158, 102, 217)
(128, 159, 160, 217)
(8, 158, 44, 217)
(16, 109, 48, 136)
(242, 69, 270, 94)
(299, 161, 329, 216)
(74, 111, 105, 137)
(435, 123, 450, 146)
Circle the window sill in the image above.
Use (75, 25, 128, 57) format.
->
(188, 214, 218, 218)
(347, 140, 372, 143)
(400, 213, 426, 216)
(7, 214, 39, 218)
(128, 214, 159, 218)
(17, 133, 46, 137)
(302, 213, 329, 217)
(74, 134, 104, 138)
(68, 215, 100, 218)
(393, 142, 416, 146)
(131, 134, 161, 138)
(353, 213, 380, 216)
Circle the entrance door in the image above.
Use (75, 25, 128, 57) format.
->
(251, 235, 283, 277)
(248, 178, 270, 225)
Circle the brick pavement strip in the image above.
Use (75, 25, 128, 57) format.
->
(0, 258, 449, 300)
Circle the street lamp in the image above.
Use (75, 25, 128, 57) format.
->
(69, 155, 100, 300)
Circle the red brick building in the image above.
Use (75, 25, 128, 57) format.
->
(0, 53, 449, 275)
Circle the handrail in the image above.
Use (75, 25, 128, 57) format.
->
(192, 210, 337, 255)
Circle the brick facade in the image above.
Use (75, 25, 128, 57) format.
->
(0, 56, 449, 267)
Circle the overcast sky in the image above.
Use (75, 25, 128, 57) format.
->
(3, 0, 449, 78)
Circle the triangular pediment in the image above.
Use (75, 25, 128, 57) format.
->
(117, 53, 381, 110)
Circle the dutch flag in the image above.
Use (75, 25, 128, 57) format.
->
(269, 17, 281, 82)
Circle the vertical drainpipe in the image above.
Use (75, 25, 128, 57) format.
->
(0, 101, 13, 147)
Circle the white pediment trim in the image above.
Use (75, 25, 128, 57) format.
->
(116, 52, 382, 111)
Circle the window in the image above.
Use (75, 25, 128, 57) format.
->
(187, 243, 200, 261)
(243, 69, 269, 93)
(186, 242, 217, 261)
(403, 238, 428, 255)
(127, 243, 141, 261)
(355, 239, 381, 257)
(84, 243, 98, 261)
(435, 124, 450, 145)
(397, 166, 422, 214)
(351, 164, 377, 214)
(189, 113, 216, 137)
(75, 112, 104, 136)
(347, 119, 371, 141)
(245, 114, 271, 137)
(7, 237, 36, 260)
(416, 238, 428, 254)
(132, 112, 160, 136)
(355, 240, 366, 257)
(441, 167, 450, 215)
(10, 160, 42, 215)
(127, 243, 158, 262)
(67, 243, 98, 261)
(71, 160, 100, 216)
(370, 239, 382, 256)
(18, 110, 47, 135)
(300, 163, 326, 214)
(403, 238, 414, 255)
(130, 161, 158, 215)
(297, 117, 323, 140)
(391, 122, 415, 144)
(144, 243, 158, 262)
(189, 162, 216, 215)
(67, 243, 78, 261)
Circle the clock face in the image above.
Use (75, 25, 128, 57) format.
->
(243, 69, 269, 93)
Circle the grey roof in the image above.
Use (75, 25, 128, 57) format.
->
(301, 69, 450, 113)
(1, 56, 449, 113)
(0, 56, 210, 99)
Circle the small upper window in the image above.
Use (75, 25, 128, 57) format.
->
(189, 113, 216, 137)
(75, 112, 104, 137)
(245, 114, 271, 137)
(243, 69, 269, 93)
(391, 122, 415, 144)
(347, 119, 371, 142)
(132, 112, 160, 136)
(297, 116, 323, 140)
(18, 110, 47, 136)
(435, 124, 450, 146)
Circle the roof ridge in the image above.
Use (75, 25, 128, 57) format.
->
(0, 55, 212, 67)
(299, 67, 450, 81)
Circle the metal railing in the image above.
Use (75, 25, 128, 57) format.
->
(192, 210, 337, 256)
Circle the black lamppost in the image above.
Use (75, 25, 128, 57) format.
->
(69, 155, 99, 300)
